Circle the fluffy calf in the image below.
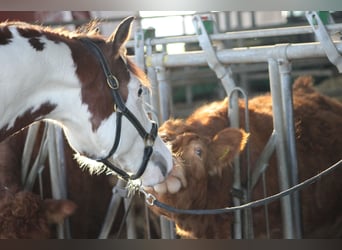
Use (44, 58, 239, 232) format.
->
(0, 131, 76, 239)
(147, 76, 342, 239)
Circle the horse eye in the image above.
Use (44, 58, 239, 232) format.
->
(195, 147, 202, 158)
(138, 86, 143, 97)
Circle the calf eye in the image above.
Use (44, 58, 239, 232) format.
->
(195, 147, 202, 158)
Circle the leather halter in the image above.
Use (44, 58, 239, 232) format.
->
(80, 38, 158, 181)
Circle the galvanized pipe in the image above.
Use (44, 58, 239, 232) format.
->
(47, 124, 68, 239)
(147, 42, 342, 68)
(146, 41, 161, 124)
(268, 58, 295, 238)
(127, 23, 342, 47)
(278, 59, 302, 239)
(98, 179, 126, 239)
(21, 123, 40, 183)
(155, 65, 173, 123)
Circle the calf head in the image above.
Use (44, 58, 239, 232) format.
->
(0, 191, 77, 239)
(147, 119, 248, 221)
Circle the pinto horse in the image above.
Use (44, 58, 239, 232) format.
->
(0, 17, 172, 186)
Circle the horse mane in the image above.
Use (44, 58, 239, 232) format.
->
(1, 20, 104, 39)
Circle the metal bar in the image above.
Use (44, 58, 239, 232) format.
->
(124, 197, 136, 239)
(98, 179, 126, 239)
(127, 23, 342, 47)
(155, 65, 173, 123)
(154, 65, 176, 238)
(268, 58, 295, 238)
(306, 11, 342, 72)
(160, 216, 176, 239)
(23, 125, 49, 191)
(54, 125, 71, 239)
(21, 123, 40, 184)
(278, 59, 302, 239)
(250, 131, 277, 189)
(148, 42, 342, 68)
(47, 124, 66, 239)
(194, 14, 244, 238)
(146, 41, 161, 124)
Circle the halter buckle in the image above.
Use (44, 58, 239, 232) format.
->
(107, 74, 119, 89)
(144, 134, 155, 147)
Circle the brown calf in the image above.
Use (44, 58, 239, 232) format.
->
(147, 76, 342, 239)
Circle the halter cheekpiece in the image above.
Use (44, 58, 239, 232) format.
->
(80, 38, 158, 181)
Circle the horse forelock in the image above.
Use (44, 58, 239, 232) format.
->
(126, 58, 150, 89)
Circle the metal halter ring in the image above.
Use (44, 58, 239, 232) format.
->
(107, 74, 119, 89)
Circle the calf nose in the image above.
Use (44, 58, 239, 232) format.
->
(150, 151, 168, 177)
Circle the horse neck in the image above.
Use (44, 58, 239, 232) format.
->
(0, 27, 84, 141)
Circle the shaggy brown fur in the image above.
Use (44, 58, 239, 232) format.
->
(0, 132, 76, 239)
(148, 76, 342, 239)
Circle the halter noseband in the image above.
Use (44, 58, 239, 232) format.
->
(80, 38, 158, 181)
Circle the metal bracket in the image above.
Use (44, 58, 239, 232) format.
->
(192, 15, 236, 94)
(306, 11, 342, 72)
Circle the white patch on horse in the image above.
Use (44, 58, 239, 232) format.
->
(0, 27, 81, 131)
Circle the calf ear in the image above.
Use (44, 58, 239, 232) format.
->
(208, 128, 249, 176)
(43, 199, 77, 224)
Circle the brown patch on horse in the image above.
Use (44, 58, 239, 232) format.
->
(0, 25, 13, 45)
(29, 37, 45, 50)
(17, 26, 42, 38)
(66, 39, 120, 131)
(0, 102, 56, 141)
(65, 17, 148, 131)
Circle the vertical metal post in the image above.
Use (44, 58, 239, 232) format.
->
(278, 59, 302, 238)
(268, 58, 295, 238)
(155, 65, 173, 123)
(54, 125, 71, 239)
(98, 179, 126, 239)
(124, 197, 137, 239)
(47, 124, 68, 239)
(193, 14, 244, 238)
(160, 216, 176, 239)
(229, 94, 242, 239)
(154, 64, 176, 238)
(21, 123, 40, 183)
(146, 42, 161, 124)
(134, 27, 145, 70)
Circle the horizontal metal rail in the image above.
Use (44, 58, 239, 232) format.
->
(145, 42, 342, 67)
(126, 23, 342, 47)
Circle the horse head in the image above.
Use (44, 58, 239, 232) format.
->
(0, 17, 172, 187)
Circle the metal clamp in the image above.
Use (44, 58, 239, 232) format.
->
(192, 15, 236, 94)
(306, 11, 342, 72)
(139, 188, 156, 206)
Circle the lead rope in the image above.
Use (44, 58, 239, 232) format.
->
(140, 159, 342, 215)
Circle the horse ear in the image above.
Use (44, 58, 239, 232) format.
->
(208, 128, 249, 176)
(108, 16, 135, 56)
(43, 199, 77, 224)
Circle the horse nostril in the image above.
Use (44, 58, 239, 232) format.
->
(150, 152, 168, 177)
